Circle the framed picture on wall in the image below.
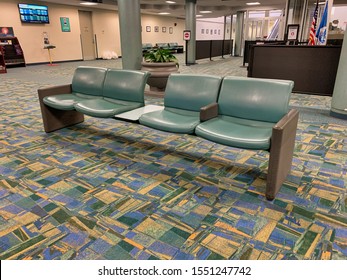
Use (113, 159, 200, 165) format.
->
(169, 27, 173, 34)
(201, 29, 204, 34)
(146, 26, 151, 32)
(154, 26, 159, 32)
(162, 27, 166, 33)
(206, 29, 209, 34)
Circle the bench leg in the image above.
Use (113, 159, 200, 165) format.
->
(38, 85, 84, 133)
(40, 105, 84, 133)
(266, 109, 299, 200)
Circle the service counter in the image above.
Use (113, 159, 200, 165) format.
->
(247, 45, 342, 96)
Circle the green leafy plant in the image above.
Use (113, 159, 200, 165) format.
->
(143, 48, 179, 66)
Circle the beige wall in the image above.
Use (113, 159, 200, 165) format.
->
(141, 14, 185, 47)
(197, 17, 225, 40)
(0, 0, 82, 64)
(92, 10, 120, 58)
(0, 1, 186, 64)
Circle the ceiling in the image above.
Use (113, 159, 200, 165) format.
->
(139, 0, 287, 18)
(38, 0, 347, 19)
(37, 0, 285, 18)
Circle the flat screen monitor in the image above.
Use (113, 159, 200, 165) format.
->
(18, 3, 49, 24)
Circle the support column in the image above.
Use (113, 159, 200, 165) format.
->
(117, 0, 142, 70)
(185, 0, 196, 65)
(262, 11, 269, 39)
(330, 28, 347, 119)
(234, 11, 244, 56)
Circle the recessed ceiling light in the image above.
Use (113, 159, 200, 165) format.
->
(200, 11, 212, 14)
(80, 2, 98, 5)
(159, 12, 171, 15)
(246, 2, 261, 5)
(165, 1, 176, 3)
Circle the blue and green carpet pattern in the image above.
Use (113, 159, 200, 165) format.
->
(0, 57, 346, 260)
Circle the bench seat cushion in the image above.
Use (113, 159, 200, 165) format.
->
(74, 98, 143, 118)
(195, 115, 275, 150)
(43, 93, 100, 110)
(139, 108, 200, 134)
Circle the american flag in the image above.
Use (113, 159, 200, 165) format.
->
(308, 1, 319, 45)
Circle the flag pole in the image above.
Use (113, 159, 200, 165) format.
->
(308, 0, 319, 45)
(316, 0, 329, 45)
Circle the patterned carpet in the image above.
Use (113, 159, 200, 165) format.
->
(0, 56, 346, 260)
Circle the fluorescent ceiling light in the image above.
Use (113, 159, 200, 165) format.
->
(165, 1, 176, 3)
(159, 12, 171, 15)
(200, 11, 212, 14)
(246, 2, 261, 5)
(196, 15, 203, 17)
(80, 2, 98, 5)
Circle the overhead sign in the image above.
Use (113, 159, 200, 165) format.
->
(183, 30, 191, 41)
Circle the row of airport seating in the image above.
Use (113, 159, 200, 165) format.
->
(38, 67, 298, 200)
(142, 42, 184, 53)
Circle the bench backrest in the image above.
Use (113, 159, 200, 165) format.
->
(72, 66, 107, 96)
(157, 43, 169, 49)
(142, 43, 153, 49)
(164, 74, 222, 112)
(102, 69, 150, 103)
(218, 76, 294, 123)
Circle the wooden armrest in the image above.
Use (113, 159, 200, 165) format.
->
(273, 109, 299, 139)
(37, 84, 83, 133)
(266, 108, 299, 200)
(200, 102, 218, 121)
(37, 84, 72, 100)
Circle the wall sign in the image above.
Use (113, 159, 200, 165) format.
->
(60, 17, 71, 32)
(0, 27, 14, 37)
(287, 24, 299, 41)
(183, 30, 191, 41)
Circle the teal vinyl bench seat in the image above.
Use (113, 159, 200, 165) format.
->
(74, 69, 149, 118)
(38, 67, 149, 132)
(140, 108, 201, 134)
(38, 72, 298, 200)
(74, 98, 144, 118)
(139, 74, 222, 134)
(142, 43, 153, 53)
(43, 93, 102, 111)
(195, 76, 293, 150)
(196, 115, 275, 150)
(195, 76, 299, 200)
(43, 66, 107, 110)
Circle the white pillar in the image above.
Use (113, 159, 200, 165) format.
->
(118, 0, 142, 70)
(234, 11, 244, 56)
(330, 28, 347, 119)
(185, 0, 196, 65)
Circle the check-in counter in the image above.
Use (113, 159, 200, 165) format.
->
(247, 45, 342, 96)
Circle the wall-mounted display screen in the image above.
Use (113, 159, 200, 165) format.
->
(18, 4, 49, 24)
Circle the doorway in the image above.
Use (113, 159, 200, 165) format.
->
(78, 10, 95, 60)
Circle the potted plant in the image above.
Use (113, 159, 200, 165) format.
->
(141, 48, 179, 94)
